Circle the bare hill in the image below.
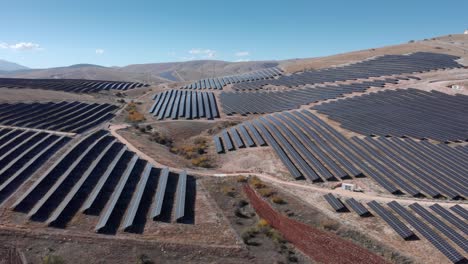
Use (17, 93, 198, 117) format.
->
(1, 34, 465, 85)
(0, 60, 279, 85)
(0, 59, 29, 72)
(280, 34, 468, 73)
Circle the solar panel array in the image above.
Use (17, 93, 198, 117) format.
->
(0, 78, 148, 93)
(328, 200, 468, 263)
(451, 205, 468, 220)
(214, 121, 268, 153)
(149, 90, 220, 120)
(220, 78, 402, 115)
(0, 128, 71, 205)
(314, 88, 468, 142)
(8, 130, 194, 234)
(214, 110, 467, 199)
(0, 102, 118, 133)
(409, 203, 468, 253)
(367, 201, 415, 240)
(181, 67, 283, 90)
(230, 52, 463, 90)
(430, 204, 468, 236)
(323, 193, 346, 212)
(388, 201, 466, 263)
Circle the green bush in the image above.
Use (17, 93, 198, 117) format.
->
(43, 255, 65, 264)
(137, 254, 154, 264)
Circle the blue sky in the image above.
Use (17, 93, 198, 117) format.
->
(0, 0, 467, 68)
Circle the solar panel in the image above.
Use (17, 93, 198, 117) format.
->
(430, 204, 468, 236)
(388, 201, 465, 263)
(221, 130, 234, 151)
(345, 198, 370, 217)
(95, 154, 139, 232)
(174, 171, 187, 221)
(47, 140, 118, 226)
(80, 146, 128, 214)
(122, 163, 152, 231)
(229, 128, 245, 148)
(409, 203, 468, 253)
(450, 205, 468, 221)
(214, 136, 224, 153)
(150, 167, 169, 219)
(324, 193, 346, 212)
(367, 201, 414, 240)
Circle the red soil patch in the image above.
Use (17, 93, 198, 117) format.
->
(243, 184, 388, 264)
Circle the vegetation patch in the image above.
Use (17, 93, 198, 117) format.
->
(126, 101, 145, 123)
(170, 137, 214, 168)
(43, 254, 65, 264)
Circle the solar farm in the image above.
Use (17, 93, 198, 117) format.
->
(0, 35, 467, 264)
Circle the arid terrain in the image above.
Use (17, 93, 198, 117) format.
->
(0, 33, 467, 264)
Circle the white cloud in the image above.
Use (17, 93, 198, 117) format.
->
(0, 42, 42, 51)
(235, 58, 251, 62)
(235, 51, 250, 57)
(95, 49, 105, 55)
(188, 48, 217, 59)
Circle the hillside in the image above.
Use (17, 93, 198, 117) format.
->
(0, 60, 279, 85)
(280, 34, 468, 73)
(0, 59, 29, 72)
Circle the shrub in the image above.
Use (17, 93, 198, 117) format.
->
(221, 185, 236, 197)
(257, 218, 269, 228)
(127, 110, 145, 122)
(320, 219, 340, 231)
(271, 196, 286, 204)
(193, 137, 207, 145)
(235, 208, 250, 218)
(241, 227, 260, 246)
(43, 255, 65, 264)
(191, 156, 212, 168)
(236, 175, 248, 183)
(137, 254, 154, 264)
(257, 188, 275, 197)
(237, 199, 248, 207)
(266, 228, 286, 244)
(149, 131, 172, 146)
(249, 177, 265, 189)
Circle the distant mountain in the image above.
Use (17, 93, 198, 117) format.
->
(0, 60, 279, 85)
(0, 59, 29, 71)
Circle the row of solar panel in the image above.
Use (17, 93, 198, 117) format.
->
(230, 52, 463, 90)
(0, 78, 148, 93)
(314, 88, 468, 142)
(214, 122, 268, 153)
(220, 78, 401, 116)
(2, 130, 193, 235)
(214, 110, 467, 199)
(0, 102, 118, 133)
(0, 128, 71, 205)
(232, 75, 416, 91)
(181, 67, 283, 90)
(149, 90, 220, 120)
(324, 195, 467, 263)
